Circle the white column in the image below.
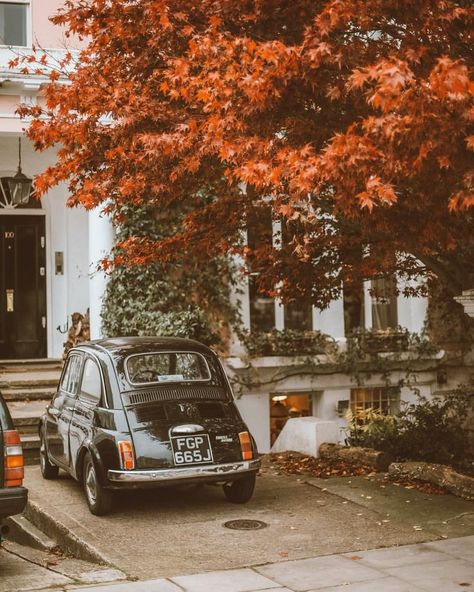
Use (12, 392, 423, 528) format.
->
(88, 207, 114, 340)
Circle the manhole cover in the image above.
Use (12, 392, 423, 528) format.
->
(223, 519, 268, 531)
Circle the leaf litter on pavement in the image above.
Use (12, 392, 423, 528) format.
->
(261, 452, 450, 495)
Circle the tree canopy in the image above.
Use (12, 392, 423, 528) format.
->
(19, 0, 474, 307)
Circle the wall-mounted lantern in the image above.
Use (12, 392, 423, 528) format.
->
(7, 137, 32, 205)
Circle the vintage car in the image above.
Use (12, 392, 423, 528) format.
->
(39, 337, 260, 515)
(0, 393, 27, 539)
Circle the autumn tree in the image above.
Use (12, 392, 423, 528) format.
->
(19, 0, 474, 309)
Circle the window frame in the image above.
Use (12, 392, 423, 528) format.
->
(246, 209, 316, 333)
(350, 387, 400, 415)
(0, 0, 31, 48)
(370, 275, 398, 331)
(59, 352, 84, 397)
(78, 355, 105, 405)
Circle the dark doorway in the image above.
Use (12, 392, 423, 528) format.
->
(0, 216, 46, 358)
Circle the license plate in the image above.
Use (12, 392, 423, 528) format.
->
(171, 434, 214, 466)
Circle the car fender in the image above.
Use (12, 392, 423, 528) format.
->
(76, 441, 108, 486)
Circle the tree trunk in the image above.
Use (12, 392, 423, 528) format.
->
(319, 443, 391, 471)
(388, 462, 474, 501)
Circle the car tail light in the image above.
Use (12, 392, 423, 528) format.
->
(239, 431, 253, 461)
(3, 430, 24, 487)
(118, 440, 135, 470)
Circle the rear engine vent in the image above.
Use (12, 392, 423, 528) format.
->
(123, 385, 227, 406)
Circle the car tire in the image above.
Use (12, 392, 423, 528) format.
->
(223, 472, 256, 504)
(83, 452, 113, 516)
(39, 428, 59, 480)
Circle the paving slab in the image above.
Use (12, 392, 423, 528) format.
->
(341, 541, 454, 568)
(384, 558, 474, 592)
(171, 568, 281, 592)
(0, 545, 72, 592)
(67, 580, 182, 592)
(426, 534, 474, 563)
(255, 555, 382, 591)
(311, 576, 425, 592)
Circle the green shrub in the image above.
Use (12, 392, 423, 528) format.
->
(396, 395, 471, 467)
(344, 394, 473, 470)
(238, 328, 335, 357)
(344, 408, 399, 454)
(100, 203, 237, 347)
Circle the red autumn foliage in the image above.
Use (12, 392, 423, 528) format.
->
(19, 0, 474, 305)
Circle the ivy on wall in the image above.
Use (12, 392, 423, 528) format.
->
(101, 204, 237, 347)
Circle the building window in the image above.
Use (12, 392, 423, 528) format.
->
(284, 300, 313, 330)
(249, 276, 275, 332)
(350, 387, 399, 415)
(247, 205, 275, 332)
(371, 276, 398, 330)
(0, 2, 28, 47)
(280, 218, 313, 331)
(343, 280, 365, 335)
(270, 392, 313, 445)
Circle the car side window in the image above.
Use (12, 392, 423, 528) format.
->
(60, 354, 83, 395)
(80, 358, 103, 403)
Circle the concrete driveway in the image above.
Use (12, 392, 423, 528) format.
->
(21, 464, 474, 580)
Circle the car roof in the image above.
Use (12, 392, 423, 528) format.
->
(75, 336, 214, 359)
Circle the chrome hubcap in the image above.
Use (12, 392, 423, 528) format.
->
(85, 464, 97, 504)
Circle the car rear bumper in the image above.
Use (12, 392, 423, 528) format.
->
(0, 486, 28, 519)
(107, 458, 261, 487)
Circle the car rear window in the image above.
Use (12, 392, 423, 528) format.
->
(125, 352, 211, 385)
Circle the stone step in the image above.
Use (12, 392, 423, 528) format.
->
(0, 364, 62, 373)
(1, 386, 56, 402)
(0, 376, 60, 388)
(0, 358, 62, 368)
(9, 400, 48, 438)
(13, 416, 42, 435)
(20, 434, 41, 465)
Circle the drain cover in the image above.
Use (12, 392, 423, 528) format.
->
(223, 519, 268, 531)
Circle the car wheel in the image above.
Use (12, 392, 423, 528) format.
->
(39, 428, 59, 479)
(83, 452, 113, 516)
(223, 472, 256, 504)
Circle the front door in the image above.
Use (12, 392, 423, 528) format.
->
(0, 215, 46, 358)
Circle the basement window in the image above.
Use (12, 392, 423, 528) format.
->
(350, 387, 400, 415)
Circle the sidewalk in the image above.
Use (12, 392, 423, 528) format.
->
(61, 536, 474, 592)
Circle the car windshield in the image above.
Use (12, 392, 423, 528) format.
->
(126, 352, 211, 384)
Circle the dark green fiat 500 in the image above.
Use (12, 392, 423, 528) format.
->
(39, 337, 260, 515)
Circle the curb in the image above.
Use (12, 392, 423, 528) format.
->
(5, 514, 57, 552)
(24, 500, 111, 565)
